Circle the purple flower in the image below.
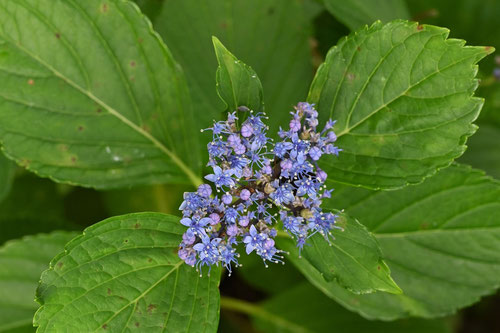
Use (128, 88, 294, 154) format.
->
(290, 118, 301, 132)
(222, 194, 233, 204)
(241, 123, 254, 137)
(197, 184, 212, 197)
(309, 146, 322, 161)
(240, 189, 251, 201)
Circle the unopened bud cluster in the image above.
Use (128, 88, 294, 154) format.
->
(178, 102, 341, 275)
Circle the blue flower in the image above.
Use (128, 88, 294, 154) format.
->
(205, 166, 236, 188)
(243, 225, 260, 254)
(270, 184, 295, 206)
(178, 102, 341, 275)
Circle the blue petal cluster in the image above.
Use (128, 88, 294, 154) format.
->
(178, 102, 341, 275)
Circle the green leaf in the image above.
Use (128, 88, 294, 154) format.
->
(149, 0, 313, 133)
(323, 0, 410, 30)
(249, 283, 451, 333)
(278, 212, 401, 295)
(34, 213, 221, 332)
(0, 0, 201, 189)
(0, 151, 15, 203)
(459, 124, 500, 179)
(212, 37, 264, 114)
(0, 174, 73, 245)
(308, 20, 492, 189)
(315, 164, 500, 319)
(0, 231, 78, 333)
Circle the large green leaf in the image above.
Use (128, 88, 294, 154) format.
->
(34, 213, 221, 332)
(278, 212, 401, 295)
(0, 231, 77, 333)
(459, 124, 500, 179)
(248, 283, 451, 333)
(213, 37, 264, 114)
(0, 0, 201, 189)
(309, 20, 492, 189)
(0, 174, 72, 245)
(322, 0, 410, 31)
(148, 0, 313, 133)
(0, 151, 15, 203)
(311, 164, 500, 319)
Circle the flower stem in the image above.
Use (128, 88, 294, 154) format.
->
(220, 296, 309, 332)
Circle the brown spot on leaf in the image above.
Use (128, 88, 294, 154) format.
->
(21, 159, 31, 167)
(138, 37, 144, 44)
(135, 322, 140, 328)
(102, 324, 108, 330)
(55, 33, 61, 39)
(346, 72, 355, 82)
(130, 61, 136, 67)
(107, 288, 112, 295)
(420, 222, 430, 230)
(485, 46, 494, 53)
(220, 22, 227, 29)
(357, 46, 361, 52)
(130, 76, 135, 82)
(141, 125, 151, 133)
(377, 266, 381, 270)
(71, 156, 77, 163)
(59, 144, 68, 152)
(101, 3, 108, 13)
(78, 126, 84, 131)
(28, 79, 35, 85)
(124, 239, 128, 243)
(417, 24, 424, 31)
(134, 223, 141, 229)
(147, 304, 157, 314)
(148, 258, 153, 263)
(96, 108, 103, 114)
(57, 262, 64, 268)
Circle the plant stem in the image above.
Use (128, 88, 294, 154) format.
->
(219, 296, 309, 333)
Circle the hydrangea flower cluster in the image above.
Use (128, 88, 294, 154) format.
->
(178, 102, 341, 275)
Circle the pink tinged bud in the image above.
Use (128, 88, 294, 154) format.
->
(222, 194, 233, 204)
(317, 169, 327, 182)
(234, 144, 246, 155)
(289, 118, 301, 132)
(183, 232, 195, 245)
(197, 184, 212, 197)
(228, 134, 241, 147)
(239, 215, 250, 227)
(241, 123, 254, 137)
(280, 159, 292, 170)
(227, 225, 239, 236)
(327, 131, 337, 142)
(209, 213, 220, 225)
(242, 167, 253, 178)
(240, 189, 251, 201)
(309, 146, 322, 161)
